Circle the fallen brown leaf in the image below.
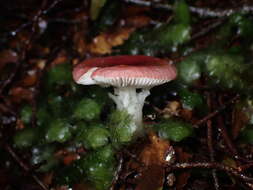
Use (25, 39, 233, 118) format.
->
(139, 132, 170, 166)
(175, 147, 193, 189)
(63, 153, 80, 165)
(73, 183, 95, 190)
(9, 87, 34, 103)
(124, 15, 151, 28)
(51, 50, 68, 66)
(0, 50, 18, 70)
(21, 70, 38, 87)
(135, 165, 164, 190)
(89, 27, 134, 55)
(42, 172, 54, 187)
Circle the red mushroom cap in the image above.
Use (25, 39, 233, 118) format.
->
(73, 55, 177, 88)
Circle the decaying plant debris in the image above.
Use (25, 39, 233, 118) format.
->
(1, 0, 253, 189)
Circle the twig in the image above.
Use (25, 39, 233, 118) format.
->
(4, 144, 49, 190)
(7, 0, 64, 38)
(191, 19, 225, 41)
(217, 115, 239, 157)
(0, 0, 52, 95)
(170, 162, 253, 183)
(0, 62, 21, 95)
(122, 0, 253, 18)
(207, 120, 220, 190)
(194, 94, 239, 127)
(110, 153, 124, 190)
(215, 95, 251, 163)
(239, 163, 253, 172)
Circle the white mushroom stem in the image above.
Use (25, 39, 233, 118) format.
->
(108, 87, 150, 135)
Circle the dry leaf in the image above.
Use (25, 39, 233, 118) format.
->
(175, 147, 192, 189)
(0, 50, 18, 70)
(73, 31, 89, 55)
(89, 27, 134, 55)
(51, 50, 68, 66)
(16, 119, 25, 130)
(9, 87, 34, 103)
(73, 183, 95, 190)
(135, 165, 164, 190)
(63, 153, 80, 165)
(125, 15, 151, 28)
(42, 172, 54, 186)
(161, 101, 181, 119)
(139, 132, 170, 166)
(21, 70, 38, 87)
(129, 133, 171, 190)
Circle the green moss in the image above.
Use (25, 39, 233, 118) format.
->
(239, 125, 253, 144)
(117, 23, 190, 55)
(177, 56, 202, 84)
(45, 119, 72, 143)
(168, 23, 191, 48)
(46, 63, 72, 86)
(47, 94, 65, 116)
(86, 86, 110, 105)
(79, 124, 110, 149)
(20, 105, 33, 124)
(79, 148, 116, 190)
(73, 98, 102, 121)
(13, 127, 38, 148)
(93, 145, 115, 162)
(30, 145, 59, 172)
(178, 88, 205, 110)
(174, 0, 190, 25)
(36, 106, 50, 126)
(230, 13, 253, 38)
(108, 110, 134, 145)
(115, 0, 191, 56)
(205, 53, 247, 90)
(157, 119, 193, 142)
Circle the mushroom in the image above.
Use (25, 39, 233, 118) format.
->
(73, 55, 177, 137)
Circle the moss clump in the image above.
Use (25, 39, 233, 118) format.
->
(13, 127, 38, 148)
(79, 124, 110, 149)
(115, 0, 191, 55)
(157, 119, 193, 142)
(30, 145, 59, 172)
(46, 63, 72, 86)
(45, 119, 72, 143)
(73, 98, 102, 121)
(240, 125, 253, 144)
(20, 105, 33, 124)
(79, 146, 116, 190)
(108, 110, 134, 145)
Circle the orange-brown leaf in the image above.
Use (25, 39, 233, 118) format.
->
(89, 28, 134, 55)
(135, 165, 164, 190)
(139, 132, 170, 166)
(9, 87, 34, 103)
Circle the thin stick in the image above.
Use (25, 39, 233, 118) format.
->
(191, 19, 225, 41)
(194, 95, 239, 127)
(122, 0, 253, 18)
(170, 162, 253, 183)
(7, 0, 64, 38)
(207, 120, 220, 190)
(4, 144, 49, 190)
(217, 115, 238, 156)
